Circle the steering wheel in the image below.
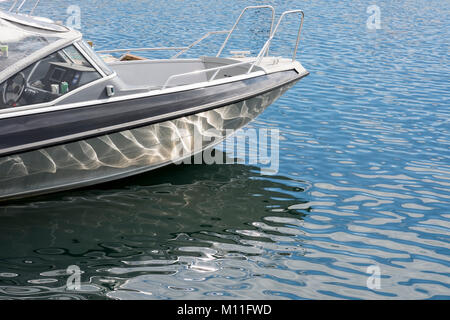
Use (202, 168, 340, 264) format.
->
(2, 72, 26, 107)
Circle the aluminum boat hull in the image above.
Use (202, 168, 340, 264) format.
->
(0, 73, 301, 201)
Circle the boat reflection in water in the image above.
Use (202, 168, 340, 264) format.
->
(0, 155, 308, 299)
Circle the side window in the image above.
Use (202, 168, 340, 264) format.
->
(0, 45, 101, 108)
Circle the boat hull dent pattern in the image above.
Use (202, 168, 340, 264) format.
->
(0, 82, 293, 200)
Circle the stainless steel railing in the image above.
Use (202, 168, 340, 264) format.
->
(249, 9, 305, 73)
(96, 7, 304, 63)
(216, 5, 275, 58)
(8, 0, 40, 15)
(96, 6, 275, 59)
(96, 47, 189, 54)
(163, 9, 305, 88)
(29, 0, 40, 15)
(9, 0, 20, 12)
(96, 30, 230, 58)
(277, 10, 305, 61)
(95, 6, 305, 91)
(171, 30, 230, 59)
(162, 60, 257, 90)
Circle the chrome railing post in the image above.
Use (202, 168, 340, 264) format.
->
(95, 7, 305, 91)
(15, 0, 27, 13)
(96, 47, 189, 54)
(216, 5, 275, 58)
(247, 9, 304, 74)
(96, 31, 231, 59)
(171, 30, 230, 59)
(286, 10, 305, 61)
(210, 69, 221, 82)
(272, 10, 304, 61)
(8, 0, 19, 12)
(30, 0, 40, 16)
(162, 60, 256, 90)
(247, 40, 269, 74)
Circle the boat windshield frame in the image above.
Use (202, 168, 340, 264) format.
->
(76, 40, 113, 77)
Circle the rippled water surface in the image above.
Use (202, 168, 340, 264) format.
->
(0, 0, 449, 299)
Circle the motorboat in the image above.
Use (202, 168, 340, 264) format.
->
(0, 2, 309, 201)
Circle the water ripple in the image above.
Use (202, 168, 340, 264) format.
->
(0, 0, 449, 299)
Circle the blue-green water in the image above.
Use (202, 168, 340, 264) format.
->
(0, 0, 449, 299)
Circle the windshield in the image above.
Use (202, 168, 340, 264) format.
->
(78, 40, 113, 76)
(0, 19, 59, 72)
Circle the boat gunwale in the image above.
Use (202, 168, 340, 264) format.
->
(0, 70, 307, 158)
(0, 57, 305, 120)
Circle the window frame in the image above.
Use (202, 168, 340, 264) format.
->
(73, 41, 109, 78)
(76, 40, 114, 77)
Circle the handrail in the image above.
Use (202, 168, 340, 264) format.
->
(248, 9, 305, 72)
(171, 30, 230, 59)
(95, 6, 278, 60)
(216, 5, 275, 58)
(246, 40, 271, 74)
(95, 7, 305, 92)
(30, 0, 40, 15)
(277, 10, 305, 61)
(96, 30, 230, 58)
(163, 9, 305, 90)
(8, 0, 40, 15)
(162, 60, 256, 90)
(96, 47, 188, 54)
(8, 0, 19, 11)
(15, 0, 27, 13)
